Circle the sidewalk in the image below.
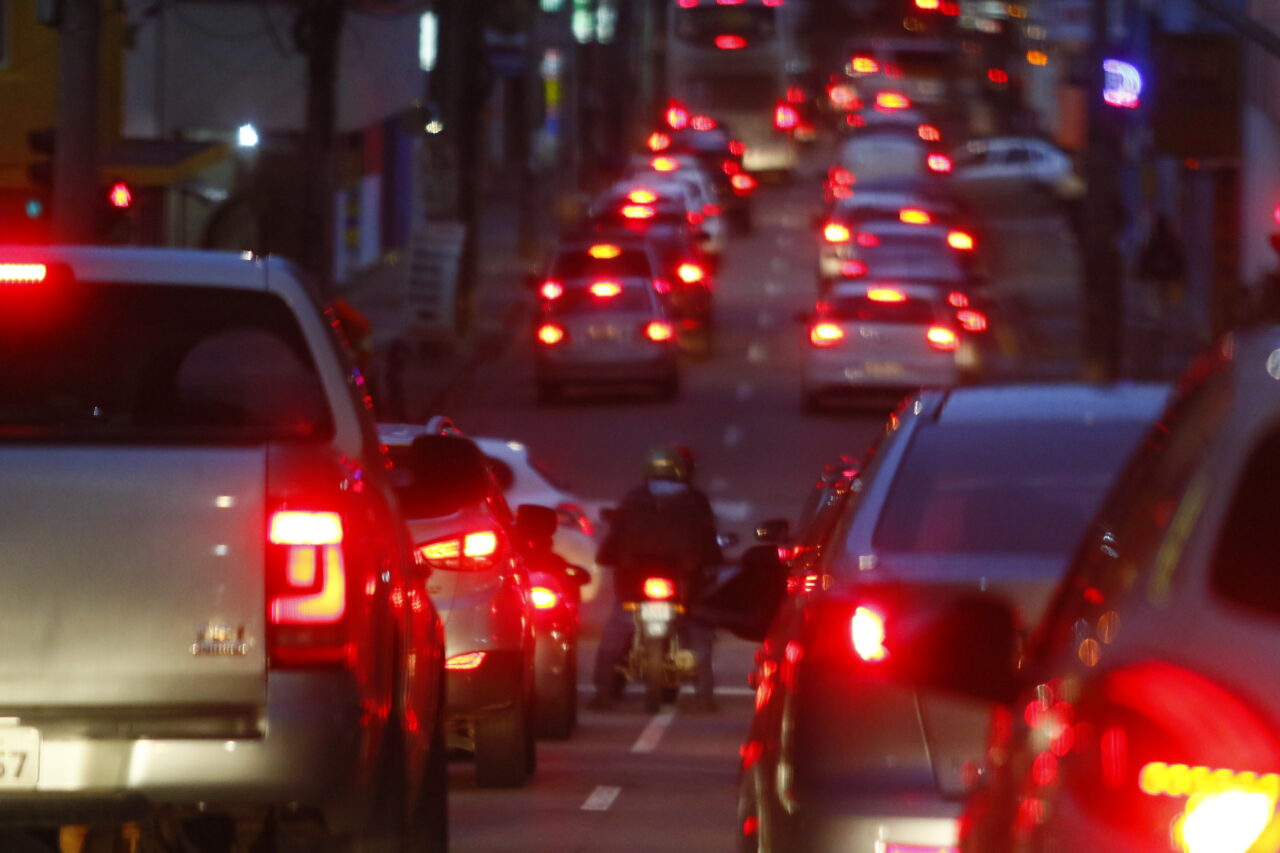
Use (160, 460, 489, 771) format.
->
(335, 191, 540, 424)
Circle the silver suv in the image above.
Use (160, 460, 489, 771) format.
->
(0, 249, 446, 851)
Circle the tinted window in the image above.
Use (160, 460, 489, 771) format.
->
(545, 283, 654, 315)
(551, 248, 653, 279)
(674, 8, 776, 43)
(1211, 426, 1280, 616)
(0, 284, 331, 442)
(872, 422, 1149, 555)
(825, 295, 938, 324)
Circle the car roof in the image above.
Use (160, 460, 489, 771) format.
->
(0, 245, 277, 291)
(930, 383, 1172, 424)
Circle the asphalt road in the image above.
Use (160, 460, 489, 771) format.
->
(437, 141, 1079, 853)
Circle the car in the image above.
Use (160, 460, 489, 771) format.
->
(950, 136, 1085, 204)
(798, 281, 980, 410)
(473, 436, 603, 602)
(533, 265, 681, 402)
(736, 382, 1170, 853)
(622, 153, 728, 260)
(825, 126, 952, 202)
(377, 424, 538, 788)
(818, 216, 984, 292)
(647, 117, 755, 232)
(0, 248, 447, 851)
(866, 328, 1280, 853)
(817, 195, 971, 284)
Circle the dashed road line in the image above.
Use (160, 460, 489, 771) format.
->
(581, 785, 622, 811)
(631, 709, 677, 753)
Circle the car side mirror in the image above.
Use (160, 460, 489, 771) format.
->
(397, 435, 491, 518)
(691, 542, 788, 642)
(755, 518, 791, 543)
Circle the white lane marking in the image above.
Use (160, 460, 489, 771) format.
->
(631, 709, 677, 753)
(581, 785, 622, 811)
(712, 500, 753, 522)
(736, 381, 755, 401)
(757, 310, 775, 329)
(764, 281, 782, 298)
(747, 343, 768, 363)
(723, 425, 744, 447)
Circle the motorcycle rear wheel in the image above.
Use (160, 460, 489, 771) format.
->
(643, 636, 666, 714)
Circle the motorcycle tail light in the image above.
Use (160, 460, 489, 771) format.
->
(531, 586, 559, 610)
(643, 577, 676, 600)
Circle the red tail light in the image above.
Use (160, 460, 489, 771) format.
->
(846, 113, 867, 128)
(537, 323, 566, 345)
(531, 586, 559, 610)
(927, 326, 959, 351)
(867, 287, 906, 303)
(731, 173, 757, 194)
(677, 262, 705, 283)
(651, 156, 680, 172)
(703, 203, 721, 217)
(644, 320, 675, 342)
(268, 509, 347, 627)
(810, 322, 845, 347)
(916, 0, 940, 9)
(665, 101, 689, 130)
(947, 229, 974, 250)
(728, 140, 745, 156)
(851, 606, 888, 662)
(540, 280, 564, 300)
(774, 102, 799, 130)
(850, 55, 879, 74)
(687, 210, 705, 226)
(928, 154, 954, 173)
(841, 260, 868, 277)
(589, 280, 622, 298)
(627, 189, 657, 204)
(918, 124, 942, 142)
(691, 115, 717, 130)
(622, 204, 655, 220)
(643, 577, 676, 600)
(786, 573, 820, 595)
(715, 34, 747, 50)
(855, 232, 880, 247)
(829, 167, 855, 187)
(823, 222, 851, 243)
(988, 67, 1009, 84)
(647, 131, 671, 152)
(653, 278, 672, 294)
(947, 290, 969, 308)
(957, 309, 988, 332)
(900, 207, 932, 224)
(0, 263, 48, 284)
(417, 529, 502, 571)
(446, 651, 487, 671)
(875, 92, 911, 111)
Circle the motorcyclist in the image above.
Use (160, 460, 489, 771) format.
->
(589, 443, 723, 712)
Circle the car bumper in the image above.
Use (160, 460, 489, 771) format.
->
(0, 671, 375, 829)
(795, 801, 961, 853)
(803, 352, 960, 394)
(536, 352, 678, 386)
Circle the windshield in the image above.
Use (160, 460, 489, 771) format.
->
(871, 422, 1150, 555)
(0, 283, 331, 443)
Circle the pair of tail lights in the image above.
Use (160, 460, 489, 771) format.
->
(809, 321, 958, 352)
(537, 320, 674, 345)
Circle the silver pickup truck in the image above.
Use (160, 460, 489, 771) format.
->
(0, 248, 446, 852)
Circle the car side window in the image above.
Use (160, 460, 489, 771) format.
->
(1032, 377, 1228, 659)
(1210, 423, 1280, 617)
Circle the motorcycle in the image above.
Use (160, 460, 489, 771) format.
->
(620, 571, 700, 713)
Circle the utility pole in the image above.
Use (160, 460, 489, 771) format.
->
(296, 0, 344, 297)
(52, 0, 102, 243)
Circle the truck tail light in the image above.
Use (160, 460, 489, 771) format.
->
(267, 505, 352, 667)
(417, 530, 503, 571)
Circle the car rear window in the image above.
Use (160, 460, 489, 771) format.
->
(545, 283, 653, 315)
(551, 248, 652, 279)
(824, 294, 938, 324)
(0, 284, 331, 442)
(872, 422, 1149, 555)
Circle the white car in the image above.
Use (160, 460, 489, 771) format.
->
(474, 437, 604, 602)
(623, 153, 728, 259)
(950, 136, 1084, 202)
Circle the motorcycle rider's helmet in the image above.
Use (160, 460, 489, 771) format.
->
(645, 444, 691, 483)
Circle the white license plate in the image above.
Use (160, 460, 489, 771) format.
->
(863, 361, 906, 378)
(640, 601, 675, 621)
(0, 726, 39, 789)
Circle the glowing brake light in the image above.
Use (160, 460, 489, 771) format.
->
(537, 323, 566, 345)
(928, 154, 954, 173)
(653, 278, 672, 294)
(823, 222, 851, 243)
(622, 204, 655, 219)
(417, 530, 501, 571)
(918, 124, 942, 142)
(463, 530, 498, 557)
(644, 320, 675, 342)
(690, 115, 717, 130)
(643, 577, 676, 600)
(947, 230, 975, 250)
(1178, 790, 1276, 853)
(900, 208, 932, 224)
(916, 0, 940, 8)
(0, 263, 49, 283)
(715, 34, 747, 50)
(841, 260, 867, 277)
(774, 102, 799, 130)
(703, 203, 721, 217)
(665, 102, 690, 130)
(850, 56, 879, 74)
(446, 651, 487, 671)
(809, 322, 844, 347)
(730, 173, 757, 193)
(867, 287, 906, 303)
(728, 140, 745, 156)
(627, 189, 657, 204)
(830, 167, 855, 187)
(875, 92, 911, 111)
(589, 280, 622, 298)
(677, 262, 705, 283)
(647, 131, 671, 152)
(589, 242, 622, 258)
(851, 606, 887, 662)
(957, 309, 988, 332)
(651, 156, 679, 172)
(108, 182, 132, 209)
(270, 511, 344, 545)
(531, 586, 560, 610)
(947, 290, 969, 308)
(827, 84, 856, 108)
(540, 280, 564, 300)
(855, 232, 880, 247)
(927, 326, 959, 351)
